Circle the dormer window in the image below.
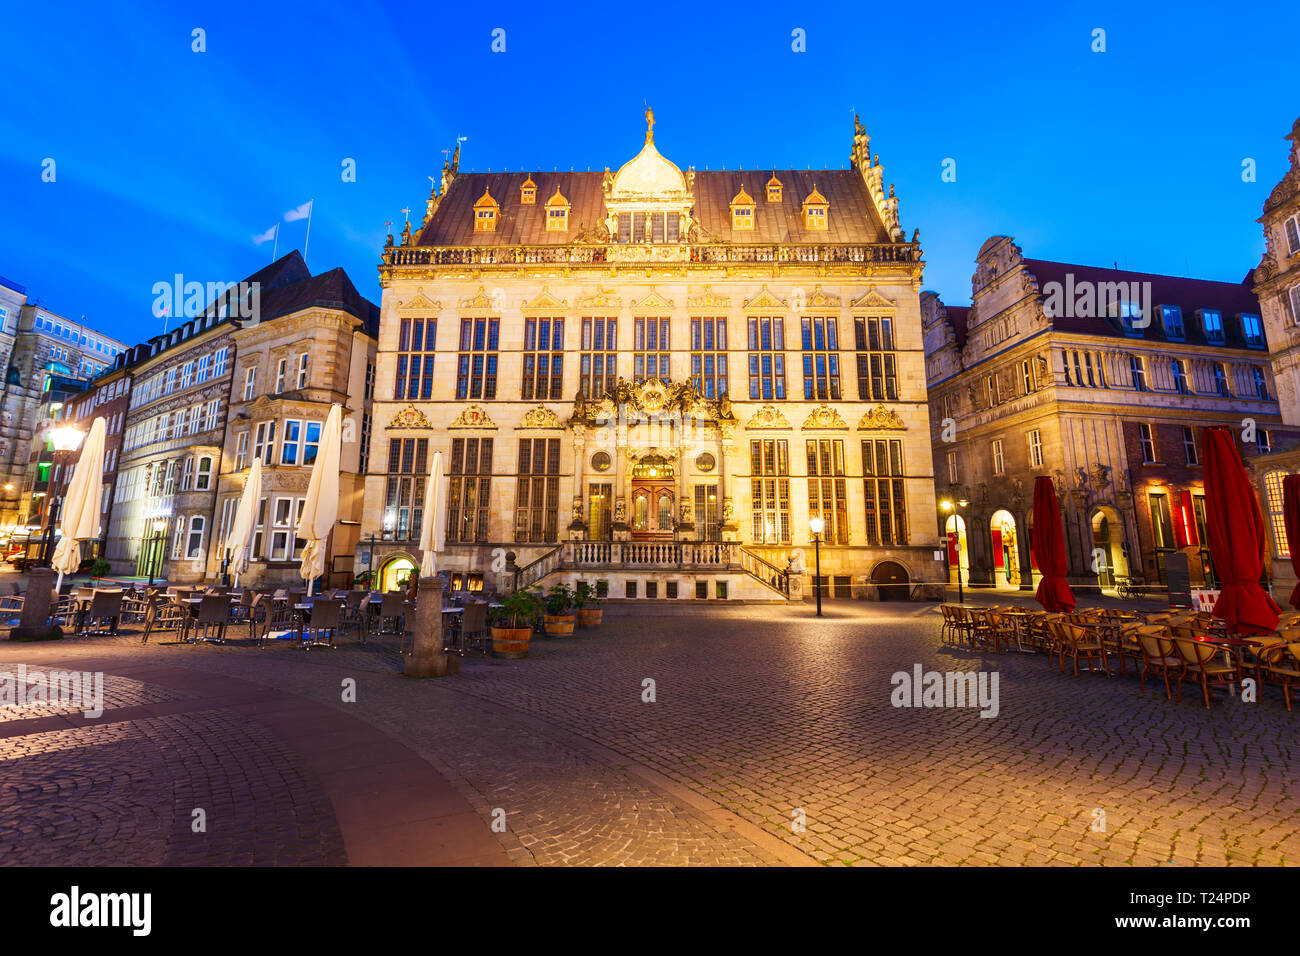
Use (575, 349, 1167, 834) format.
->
(545, 187, 570, 232)
(1160, 305, 1184, 340)
(1199, 308, 1224, 344)
(802, 186, 828, 230)
(473, 186, 499, 232)
(767, 174, 782, 202)
(730, 186, 755, 230)
(1241, 312, 1265, 348)
(520, 176, 536, 205)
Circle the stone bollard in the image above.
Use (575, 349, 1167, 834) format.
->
(10, 567, 62, 642)
(402, 575, 459, 678)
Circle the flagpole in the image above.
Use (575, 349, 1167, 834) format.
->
(303, 201, 313, 266)
(271, 222, 279, 262)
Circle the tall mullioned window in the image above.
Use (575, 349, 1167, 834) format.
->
(853, 315, 898, 401)
(456, 317, 499, 400)
(579, 317, 617, 397)
(690, 317, 728, 398)
(515, 438, 560, 543)
(395, 317, 437, 400)
(801, 316, 840, 400)
(448, 437, 493, 543)
(521, 317, 564, 401)
(633, 317, 670, 382)
(750, 439, 790, 544)
(384, 437, 428, 540)
(806, 439, 848, 544)
(862, 439, 907, 546)
(747, 316, 786, 400)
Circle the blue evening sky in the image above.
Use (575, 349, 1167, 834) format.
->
(1, 0, 1296, 344)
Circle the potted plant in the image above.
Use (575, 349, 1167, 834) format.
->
(90, 558, 110, 582)
(575, 581, 603, 629)
(543, 583, 577, 637)
(490, 588, 539, 658)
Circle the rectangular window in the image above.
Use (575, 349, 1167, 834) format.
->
(196, 355, 210, 383)
(991, 439, 1004, 475)
(384, 437, 429, 539)
(1028, 429, 1043, 468)
(275, 358, 287, 393)
(1139, 423, 1157, 463)
(243, 366, 256, 401)
(1183, 426, 1199, 465)
(1285, 213, 1300, 256)
(690, 317, 728, 399)
(1149, 493, 1175, 549)
(806, 439, 847, 544)
(521, 317, 565, 400)
(747, 316, 786, 400)
(588, 482, 613, 541)
(693, 483, 720, 542)
(1160, 305, 1184, 340)
(862, 439, 907, 546)
(234, 431, 249, 471)
(633, 317, 670, 383)
(579, 317, 617, 397)
(254, 420, 276, 465)
(749, 439, 790, 544)
(395, 316, 437, 400)
(447, 437, 493, 543)
(1258, 429, 1272, 454)
(800, 316, 840, 400)
(164, 367, 176, 394)
(214, 347, 228, 377)
(296, 352, 308, 389)
(195, 456, 212, 491)
(204, 399, 220, 431)
(456, 317, 499, 400)
(1241, 313, 1264, 348)
(947, 450, 958, 484)
(180, 361, 194, 388)
(359, 411, 372, 475)
(1020, 360, 1034, 395)
(1200, 309, 1224, 344)
(853, 316, 897, 401)
(987, 375, 1000, 406)
(515, 438, 561, 543)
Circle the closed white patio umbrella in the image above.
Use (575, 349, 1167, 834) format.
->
(226, 457, 263, 588)
(51, 417, 106, 593)
(296, 403, 342, 596)
(418, 450, 447, 577)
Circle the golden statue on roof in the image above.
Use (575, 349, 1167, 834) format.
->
(645, 106, 654, 143)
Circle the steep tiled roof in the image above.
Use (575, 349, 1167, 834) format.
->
(945, 305, 970, 350)
(1023, 258, 1265, 349)
(417, 169, 890, 246)
(260, 266, 379, 333)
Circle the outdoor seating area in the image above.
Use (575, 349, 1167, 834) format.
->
(941, 603, 1300, 711)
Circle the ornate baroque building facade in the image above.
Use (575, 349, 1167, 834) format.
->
(925, 236, 1290, 596)
(364, 114, 939, 600)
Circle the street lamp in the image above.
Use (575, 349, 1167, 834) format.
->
(939, 497, 970, 603)
(809, 516, 824, 617)
(148, 519, 166, 586)
(40, 424, 84, 567)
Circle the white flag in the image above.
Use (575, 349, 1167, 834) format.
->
(285, 200, 313, 222)
(252, 224, 278, 244)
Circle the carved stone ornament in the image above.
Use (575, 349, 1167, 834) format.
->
(743, 286, 788, 311)
(614, 498, 627, 523)
(857, 404, 906, 430)
(801, 404, 849, 430)
(517, 404, 563, 429)
(745, 405, 791, 429)
(449, 405, 497, 430)
(687, 285, 731, 310)
(679, 499, 693, 523)
(387, 404, 433, 429)
(721, 498, 735, 522)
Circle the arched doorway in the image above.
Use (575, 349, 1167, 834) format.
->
(989, 509, 1021, 590)
(380, 555, 416, 592)
(944, 514, 968, 586)
(631, 455, 674, 539)
(1090, 507, 1129, 593)
(872, 561, 910, 600)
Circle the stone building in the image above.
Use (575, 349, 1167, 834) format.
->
(211, 252, 377, 589)
(1249, 116, 1300, 599)
(924, 236, 1290, 597)
(0, 276, 127, 529)
(365, 114, 939, 600)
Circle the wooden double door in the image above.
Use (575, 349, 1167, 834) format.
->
(631, 479, 674, 539)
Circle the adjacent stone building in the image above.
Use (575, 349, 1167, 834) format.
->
(924, 236, 1291, 596)
(365, 114, 939, 600)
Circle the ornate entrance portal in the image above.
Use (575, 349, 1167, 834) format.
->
(631, 455, 674, 538)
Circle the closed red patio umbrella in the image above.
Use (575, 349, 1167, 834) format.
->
(1030, 475, 1075, 612)
(1203, 427, 1280, 634)
(1279, 474, 1300, 610)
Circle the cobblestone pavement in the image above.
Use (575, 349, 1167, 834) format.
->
(2, 597, 1297, 866)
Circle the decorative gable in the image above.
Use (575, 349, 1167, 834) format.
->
(449, 405, 498, 430)
(805, 285, 841, 309)
(801, 404, 848, 430)
(516, 404, 563, 429)
(857, 404, 906, 430)
(387, 404, 433, 429)
(802, 185, 829, 231)
(631, 290, 674, 313)
(730, 185, 755, 230)
(520, 176, 536, 205)
(687, 286, 731, 311)
(743, 286, 788, 312)
(521, 287, 568, 312)
(850, 288, 897, 310)
(766, 173, 782, 202)
(576, 287, 621, 311)
(745, 404, 791, 430)
(545, 187, 570, 232)
(458, 286, 498, 312)
(395, 289, 442, 315)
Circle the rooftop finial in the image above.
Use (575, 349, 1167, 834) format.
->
(645, 105, 655, 144)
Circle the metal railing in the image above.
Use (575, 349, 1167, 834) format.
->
(383, 241, 920, 269)
(514, 545, 563, 590)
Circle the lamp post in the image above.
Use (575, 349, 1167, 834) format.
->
(40, 424, 85, 567)
(148, 519, 166, 586)
(939, 497, 970, 603)
(809, 516, 824, 617)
